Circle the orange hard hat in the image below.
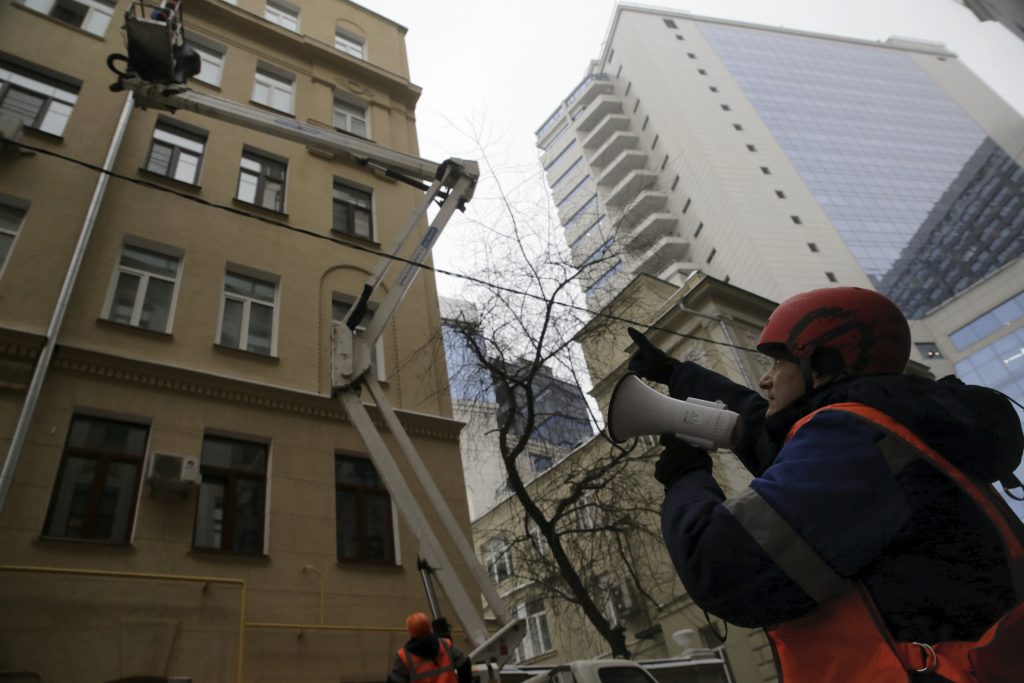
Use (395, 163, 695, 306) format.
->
(406, 611, 432, 638)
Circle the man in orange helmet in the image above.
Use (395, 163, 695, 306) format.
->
(627, 287, 1024, 682)
(388, 612, 471, 683)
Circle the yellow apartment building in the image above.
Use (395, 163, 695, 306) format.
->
(0, 0, 476, 680)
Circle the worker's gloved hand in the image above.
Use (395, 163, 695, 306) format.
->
(627, 327, 678, 385)
(654, 434, 712, 488)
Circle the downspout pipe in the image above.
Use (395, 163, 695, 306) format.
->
(0, 92, 135, 517)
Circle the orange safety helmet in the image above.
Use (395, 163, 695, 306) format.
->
(757, 287, 911, 376)
(406, 611, 433, 639)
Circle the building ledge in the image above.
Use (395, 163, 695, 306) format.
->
(606, 169, 660, 206)
(597, 149, 648, 187)
(582, 114, 631, 149)
(592, 131, 640, 167)
(574, 94, 624, 133)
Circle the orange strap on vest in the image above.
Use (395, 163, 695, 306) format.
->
(398, 638, 457, 683)
(776, 403, 1024, 683)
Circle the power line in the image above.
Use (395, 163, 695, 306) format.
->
(7, 138, 759, 354)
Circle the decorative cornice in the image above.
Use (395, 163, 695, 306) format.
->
(49, 347, 462, 441)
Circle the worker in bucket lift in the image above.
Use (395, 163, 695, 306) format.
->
(388, 612, 471, 683)
(626, 287, 1024, 683)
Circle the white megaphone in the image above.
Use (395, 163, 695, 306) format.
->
(607, 374, 743, 450)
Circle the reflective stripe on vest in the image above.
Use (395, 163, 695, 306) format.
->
(398, 638, 458, 683)
(766, 403, 1024, 683)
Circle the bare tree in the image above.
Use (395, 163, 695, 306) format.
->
(436, 134, 683, 660)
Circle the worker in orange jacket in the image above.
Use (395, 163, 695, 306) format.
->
(629, 287, 1024, 682)
(388, 612, 471, 683)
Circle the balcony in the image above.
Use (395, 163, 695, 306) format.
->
(632, 235, 691, 277)
(566, 73, 614, 112)
(575, 94, 624, 133)
(606, 169, 660, 207)
(592, 131, 640, 168)
(616, 190, 669, 227)
(620, 212, 679, 250)
(582, 114, 631, 149)
(597, 150, 647, 188)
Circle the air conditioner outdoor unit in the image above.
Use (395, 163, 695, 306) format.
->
(148, 452, 201, 492)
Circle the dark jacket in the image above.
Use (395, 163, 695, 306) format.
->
(661, 365, 1022, 651)
(388, 635, 471, 683)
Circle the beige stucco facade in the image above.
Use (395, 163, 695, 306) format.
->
(0, 0, 476, 680)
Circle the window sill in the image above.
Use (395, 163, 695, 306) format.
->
(213, 342, 280, 363)
(336, 557, 401, 568)
(138, 167, 203, 192)
(330, 229, 379, 248)
(232, 197, 289, 219)
(97, 317, 174, 339)
(13, 3, 109, 40)
(248, 100, 295, 118)
(189, 547, 270, 561)
(36, 534, 134, 548)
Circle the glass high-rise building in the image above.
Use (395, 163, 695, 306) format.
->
(536, 7, 1024, 513)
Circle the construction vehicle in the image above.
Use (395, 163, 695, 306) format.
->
(107, 5, 732, 683)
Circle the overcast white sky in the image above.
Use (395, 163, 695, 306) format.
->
(357, 0, 1024, 295)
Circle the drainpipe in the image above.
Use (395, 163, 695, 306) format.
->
(0, 93, 135, 517)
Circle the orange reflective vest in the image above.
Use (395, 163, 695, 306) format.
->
(398, 638, 458, 683)
(767, 402, 1024, 683)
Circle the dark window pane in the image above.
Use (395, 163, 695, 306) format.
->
(232, 478, 264, 553)
(336, 491, 358, 559)
(94, 460, 140, 542)
(140, 277, 173, 331)
(364, 493, 390, 560)
(110, 272, 140, 324)
(66, 415, 148, 454)
(1, 87, 45, 126)
(146, 142, 173, 176)
(45, 455, 96, 538)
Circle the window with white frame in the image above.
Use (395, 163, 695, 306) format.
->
(106, 242, 181, 333)
(237, 149, 286, 212)
(0, 201, 26, 273)
(186, 37, 224, 87)
(263, 0, 298, 32)
(334, 29, 365, 59)
(514, 601, 552, 662)
(0, 57, 79, 137)
(219, 270, 277, 355)
(252, 65, 293, 114)
(145, 120, 206, 185)
(332, 180, 372, 239)
(483, 537, 514, 583)
(333, 97, 368, 137)
(332, 296, 386, 381)
(21, 0, 115, 37)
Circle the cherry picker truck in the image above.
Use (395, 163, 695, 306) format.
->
(109, 1, 525, 677)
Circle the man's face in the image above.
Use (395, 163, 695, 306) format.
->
(759, 357, 806, 416)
